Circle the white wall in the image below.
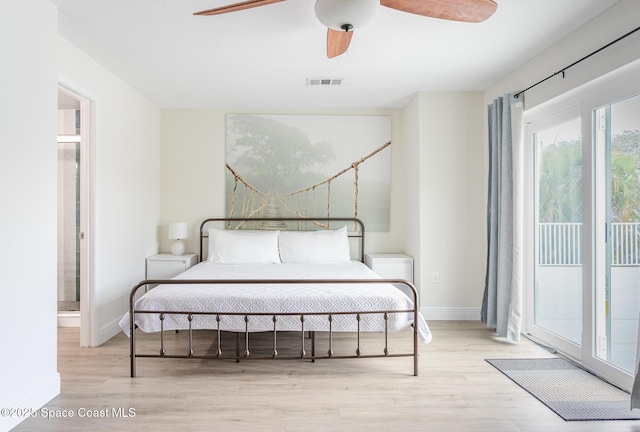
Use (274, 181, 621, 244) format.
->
(414, 92, 486, 320)
(485, 0, 640, 108)
(0, 2, 60, 430)
(159, 108, 407, 256)
(402, 95, 423, 296)
(160, 102, 486, 319)
(57, 37, 162, 345)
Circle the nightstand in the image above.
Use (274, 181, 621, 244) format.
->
(146, 253, 198, 287)
(365, 253, 415, 300)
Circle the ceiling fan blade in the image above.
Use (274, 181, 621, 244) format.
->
(194, 0, 285, 16)
(327, 29, 353, 59)
(381, 0, 497, 23)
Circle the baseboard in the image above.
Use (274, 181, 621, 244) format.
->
(57, 312, 80, 327)
(421, 307, 480, 321)
(0, 373, 60, 431)
(96, 316, 124, 346)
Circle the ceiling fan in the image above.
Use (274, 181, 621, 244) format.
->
(194, 0, 497, 58)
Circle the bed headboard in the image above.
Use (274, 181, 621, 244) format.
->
(199, 217, 365, 263)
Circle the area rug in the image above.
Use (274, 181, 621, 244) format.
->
(486, 357, 640, 421)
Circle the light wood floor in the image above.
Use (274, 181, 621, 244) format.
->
(13, 321, 640, 431)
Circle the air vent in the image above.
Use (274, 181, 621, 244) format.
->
(306, 78, 343, 86)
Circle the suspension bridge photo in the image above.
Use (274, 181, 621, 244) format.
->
(224, 114, 392, 231)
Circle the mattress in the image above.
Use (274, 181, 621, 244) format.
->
(119, 260, 431, 343)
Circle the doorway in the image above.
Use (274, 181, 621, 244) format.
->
(530, 110, 583, 362)
(526, 75, 640, 390)
(57, 89, 81, 326)
(57, 84, 94, 346)
(592, 94, 640, 376)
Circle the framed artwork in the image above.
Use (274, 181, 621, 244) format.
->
(225, 114, 391, 231)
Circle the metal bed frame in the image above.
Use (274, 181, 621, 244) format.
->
(128, 217, 419, 377)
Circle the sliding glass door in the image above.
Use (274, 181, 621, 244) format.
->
(528, 108, 583, 359)
(593, 94, 640, 375)
(526, 75, 640, 389)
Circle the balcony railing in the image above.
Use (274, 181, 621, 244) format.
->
(539, 222, 640, 266)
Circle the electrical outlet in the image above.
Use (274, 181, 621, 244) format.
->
(432, 272, 440, 283)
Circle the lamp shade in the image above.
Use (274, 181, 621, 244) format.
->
(168, 222, 188, 240)
(314, 0, 378, 31)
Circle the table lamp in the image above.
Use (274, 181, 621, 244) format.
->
(168, 222, 188, 256)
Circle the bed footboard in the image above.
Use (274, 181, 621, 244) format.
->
(128, 279, 420, 377)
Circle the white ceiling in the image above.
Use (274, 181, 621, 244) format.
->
(51, 0, 618, 109)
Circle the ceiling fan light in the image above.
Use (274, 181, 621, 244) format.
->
(314, 0, 379, 31)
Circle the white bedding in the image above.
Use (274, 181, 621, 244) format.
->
(119, 260, 431, 343)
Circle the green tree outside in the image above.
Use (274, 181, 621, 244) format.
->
(539, 129, 640, 224)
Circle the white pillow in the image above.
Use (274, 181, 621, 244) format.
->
(208, 229, 281, 263)
(278, 226, 350, 263)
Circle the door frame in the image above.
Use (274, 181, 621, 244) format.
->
(58, 81, 96, 347)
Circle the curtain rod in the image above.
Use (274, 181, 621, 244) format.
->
(514, 25, 640, 99)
